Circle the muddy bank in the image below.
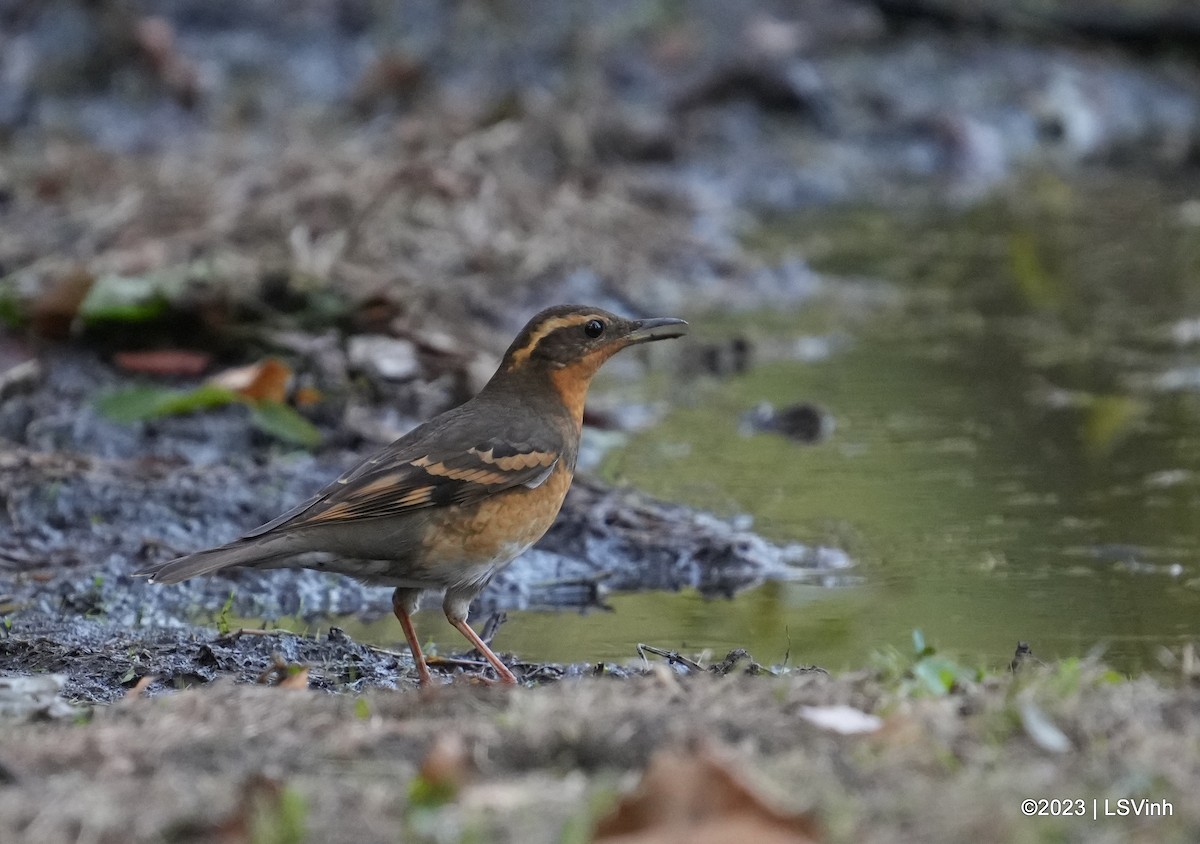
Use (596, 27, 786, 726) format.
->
(0, 430, 849, 625)
(0, 613, 585, 702)
(0, 661, 1197, 843)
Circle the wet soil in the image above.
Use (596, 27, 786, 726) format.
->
(0, 428, 847, 678)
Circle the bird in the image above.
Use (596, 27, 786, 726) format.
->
(135, 304, 688, 686)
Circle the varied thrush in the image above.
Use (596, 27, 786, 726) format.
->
(136, 304, 688, 686)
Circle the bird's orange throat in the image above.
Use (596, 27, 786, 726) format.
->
(548, 345, 622, 428)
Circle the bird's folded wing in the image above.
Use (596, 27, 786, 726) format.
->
(241, 438, 560, 537)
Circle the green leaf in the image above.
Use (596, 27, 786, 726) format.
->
(912, 657, 957, 696)
(78, 274, 170, 324)
(911, 654, 979, 696)
(96, 386, 177, 422)
(95, 384, 238, 422)
(250, 401, 322, 447)
(217, 589, 236, 636)
(911, 628, 936, 658)
(134, 384, 237, 417)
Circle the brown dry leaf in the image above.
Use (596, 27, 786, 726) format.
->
(30, 267, 95, 339)
(256, 654, 309, 689)
(208, 358, 292, 403)
(277, 667, 310, 690)
(593, 743, 820, 844)
(123, 675, 156, 701)
(113, 349, 212, 376)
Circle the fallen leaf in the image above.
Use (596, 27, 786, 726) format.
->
(593, 743, 820, 843)
(30, 267, 94, 339)
(113, 349, 212, 376)
(278, 667, 310, 690)
(96, 377, 321, 448)
(95, 384, 238, 423)
(78, 273, 170, 324)
(257, 655, 310, 690)
(797, 705, 883, 735)
(123, 675, 156, 701)
(249, 401, 322, 448)
(208, 358, 292, 403)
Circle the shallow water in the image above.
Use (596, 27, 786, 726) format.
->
(505, 172, 1200, 674)
(288, 172, 1200, 675)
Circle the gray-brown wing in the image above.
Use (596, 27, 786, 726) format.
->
(241, 436, 559, 538)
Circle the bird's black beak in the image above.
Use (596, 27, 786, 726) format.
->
(625, 317, 689, 344)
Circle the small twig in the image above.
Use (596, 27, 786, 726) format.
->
(362, 642, 487, 672)
(636, 643, 705, 673)
(364, 644, 410, 660)
(710, 648, 750, 675)
(480, 611, 507, 647)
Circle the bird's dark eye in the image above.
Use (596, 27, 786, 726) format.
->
(583, 319, 605, 338)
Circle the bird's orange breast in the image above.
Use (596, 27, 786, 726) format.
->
(415, 461, 575, 584)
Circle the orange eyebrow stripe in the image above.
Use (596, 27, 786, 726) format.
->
(507, 314, 595, 367)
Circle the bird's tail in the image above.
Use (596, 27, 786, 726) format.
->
(133, 534, 298, 584)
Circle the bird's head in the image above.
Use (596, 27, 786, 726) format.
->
(494, 304, 688, 420)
